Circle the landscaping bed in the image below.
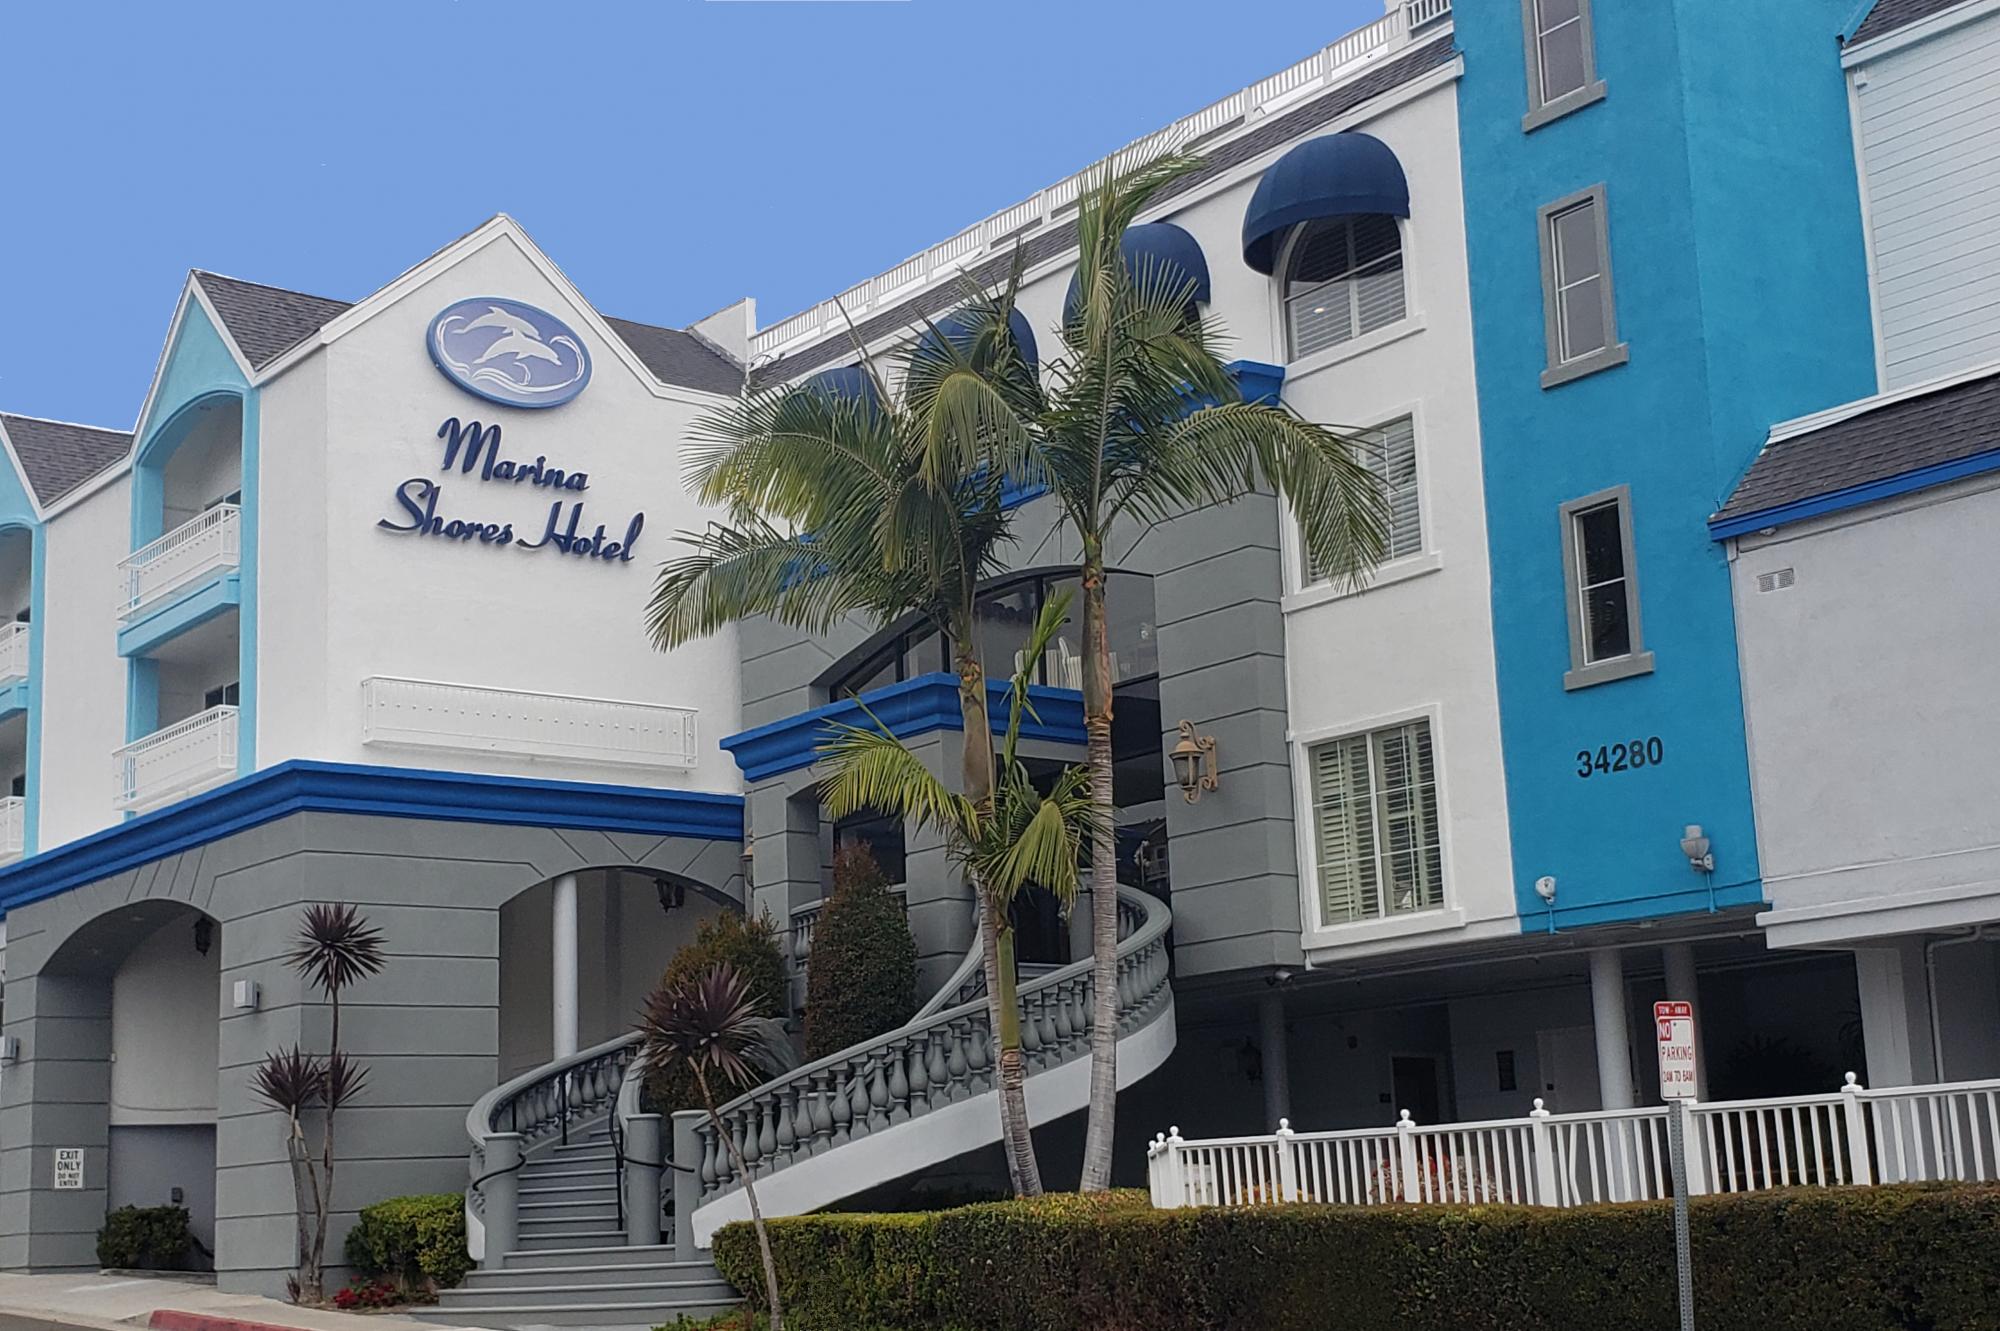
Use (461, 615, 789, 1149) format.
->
(712, 1184, 2000, 1331)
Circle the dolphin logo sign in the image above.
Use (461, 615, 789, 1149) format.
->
(428, 297, 592, 409)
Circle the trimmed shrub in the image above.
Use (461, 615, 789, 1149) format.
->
(712, 1184, 2000, 1331)
(97, 1204, 195, 1271)
(342, 1193, 471, 1297)
(804, 844, 918, 1060)
(641, 909, 787, 1116)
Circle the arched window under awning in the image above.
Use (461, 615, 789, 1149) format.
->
(916, 305, 1039, 373)
(1241, 132, 1411, 276)
(1063, 221, 1212, 323)
(801, 364, 881, 409)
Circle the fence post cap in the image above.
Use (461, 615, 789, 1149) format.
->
(1277, 1118, 1293, 1136)
(1530, 1098, 1549, 1119)
(1396, 1109, 1414, 1127)
(1842, 1071, 1863, 1091)
(1168, 1125, 1183, 1144)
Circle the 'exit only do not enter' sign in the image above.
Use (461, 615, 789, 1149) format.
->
(1655, 1001, 1698, 1100)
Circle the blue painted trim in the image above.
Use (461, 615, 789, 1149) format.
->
(720, 672, 1086, 782)
(1839, 0, 1879, 43)
(0, 679, 27, 722)
(238, 395, 260, 774)
(25, 525, 43, 855)
(1526, 877, 1765, 933)
(116, 572, 241, 658)
(1229, 359, 1286, 406)
(1709, 445, 2000, 539)
(0, 760, 745, 918)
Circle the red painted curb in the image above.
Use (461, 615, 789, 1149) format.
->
(150, 1309, 323, 1331)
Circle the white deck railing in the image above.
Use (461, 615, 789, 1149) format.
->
(0, 621, 29, 688)
(0, 796, 25, 863)
(359, 676, 699, 770)
(747, 0, 1452, 359)
(116, 505, 241, 623)
(1149, 1073, 2000, 1210)
(113, 705, 239, 813)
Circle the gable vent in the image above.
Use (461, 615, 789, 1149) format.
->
(1756, 567, 1797, 594)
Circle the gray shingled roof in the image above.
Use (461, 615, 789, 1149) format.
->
(604, 317, 743, 395)
(753, 35, 1457, 388)
(1714, 368, 2000, 528)
(1849, 0, 1968, 42)
(194, 271, 354, 369)
(0, 414, 133, 506)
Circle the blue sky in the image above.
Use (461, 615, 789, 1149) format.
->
(0, 0, 1384, 429)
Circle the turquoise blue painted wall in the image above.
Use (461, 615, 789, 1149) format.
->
(1453, 0, 1877, 929)
(0, 451, 45, 856)
(127, 297, 258, 773)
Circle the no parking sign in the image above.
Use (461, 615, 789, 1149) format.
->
(1656, 1001, 1698, 1100)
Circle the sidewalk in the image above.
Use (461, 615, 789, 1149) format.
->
(0, 1272, 483, 1331)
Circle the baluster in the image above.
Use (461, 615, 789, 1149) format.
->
(867, 1055, 893, 1130)
(1020, 992, 1044, 1064)
(1054, 984, 1076, 1045)
(830, 1063, 854, 1144)
(785, 1083, 809, 1156)
(732, 1111, 753, 1181)
(970, 1015, 995, 1090)
(946, 1020, 972, 1099)
(906, 1032, 932, 1116)
(847, 1057, 874, 1136)
(758, 1098, 779, 1163)
(699, 1126, 720, 1192)
(810, 1068, 836, 1153)
(926, 1028, 952, 1107)
(888, 1040, 912, 1122)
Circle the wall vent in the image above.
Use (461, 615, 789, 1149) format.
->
(1756, 567, 1797, 594)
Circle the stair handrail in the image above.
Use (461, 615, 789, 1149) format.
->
(689, 886, 1171, 1209)
(911, 909, 989, 1020)
(463, 1030, 642, 1263)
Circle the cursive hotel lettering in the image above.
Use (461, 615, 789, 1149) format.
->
(377, 478, 516, 544)
(518, 501, 643, 562)
(437, 417, 590, 492)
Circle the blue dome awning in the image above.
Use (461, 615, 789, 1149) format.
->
(1063, 222, 1212, 322)
(917, 306, 1039, 372)
(802, 364, 880, 408)
(1241, 132, 1410, 275)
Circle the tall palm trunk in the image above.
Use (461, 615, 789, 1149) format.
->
(695, 1067, 784, 1331)
(955, 639, 1043, 1195)
(1077, 555, 1120, 1191)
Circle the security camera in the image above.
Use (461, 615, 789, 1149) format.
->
(1533, 876, 1557, 904)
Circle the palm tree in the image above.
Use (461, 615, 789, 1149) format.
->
(646, 304, 1052, 1193)
(820, 592, 1098, 1192)
(639, 963, 795, 1331)
(941, 155, 1392, 1190)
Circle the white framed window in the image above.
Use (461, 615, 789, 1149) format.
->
(1559, 486, 1653, 689)
(1521, 0, 1605, 131)
(1538, 185, 1627, 388)
(204, 681, 241, 709)
(1282, 215, 1406, 360)
(1305, 415, 1421, 584)
(1306, 718, 1444, 927)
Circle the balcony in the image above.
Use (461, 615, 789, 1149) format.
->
(0, 796, 24, 864)
(116, 505, 242, 655)
(114, 705, 239, 814)
(360, 676, 700, 771)
(0, 621, 28, 717)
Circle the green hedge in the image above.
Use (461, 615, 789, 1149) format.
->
(712, 1185, 2000, 1331)
(343, 1193, 472, 1296)
(97, 1205, 194, 1271)
(804, 844, 918, 1061)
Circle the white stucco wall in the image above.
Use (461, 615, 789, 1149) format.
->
(1736, 475, 2000, 947)
(37, 473, 133, 847)
(110, 914, 220, 1124)
(255, 228, 744, 793)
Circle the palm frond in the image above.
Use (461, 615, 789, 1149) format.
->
(638, 963, 778, 1096)
(287, 904, 385, 997)
(818, 721, 977, 839)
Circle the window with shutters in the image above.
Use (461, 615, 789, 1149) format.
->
(1558, 486, 1653, 689)
(1281, 215, 1406, 361)
(1307, 416, 1420, 584)
(1307, 719, 1444, 927)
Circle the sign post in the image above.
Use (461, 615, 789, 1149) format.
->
(1656, 1001, 1699, 1331)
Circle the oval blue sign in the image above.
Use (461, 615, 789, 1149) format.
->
(427, 297, 592, 409)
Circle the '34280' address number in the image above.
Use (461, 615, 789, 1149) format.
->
(1575, 736, 1664, 779)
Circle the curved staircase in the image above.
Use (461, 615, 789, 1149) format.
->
(441, 886, 1174, 1330)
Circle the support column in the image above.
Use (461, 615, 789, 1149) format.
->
(1853, 939, 1938, 1087)
(1589, 949, 1635, 1110)
(1258, 987, 1292, 1129)
(552, 873, 579, 1060)
(1660, 942, 1709, 1100)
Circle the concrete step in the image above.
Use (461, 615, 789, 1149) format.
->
(519, 1181, 619, 1202)
(443, 1276, 737, 1309)
(414, 1296, 740, 1329)
(519, 1213, 623, 1236)
(519, 1200, 621, 1224)
(513, 1228, 627, 1251)
(461, 1260, 731, 1294)
(499, 1243, 695, 1271)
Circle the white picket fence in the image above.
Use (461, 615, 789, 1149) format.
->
(1148, 1073, 2000, 1209)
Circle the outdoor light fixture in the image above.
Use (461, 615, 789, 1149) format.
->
(1680, 825, 1714, 873)
(193, 918, 213, 956)
(0, 1036, 18, 1065)
(1170, 719, 1219, 803)
(654, 876, 686, 915)
(232, 980, 261, 1011)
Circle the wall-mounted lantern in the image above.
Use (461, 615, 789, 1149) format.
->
(654, 876, 687, 915)
(193, 918, 214, 957)
(1170, 720, 1219, 804)
(1680, 825, 1715, 873)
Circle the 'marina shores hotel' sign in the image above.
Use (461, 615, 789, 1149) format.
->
(381, 297, 643, 564)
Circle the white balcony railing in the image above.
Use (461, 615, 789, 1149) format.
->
(360, 676, 699, 770)
(0, 621, 29, 688)
(113, 705, 239, 813)
(1149, 1072, 2000, 1210)
(0, 796, 24, 863)
(748, 0, 1451, 360)
(116, 505, 241, 623)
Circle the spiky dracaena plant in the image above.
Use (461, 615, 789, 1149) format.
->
(251, 903, 385, 1302)
(937, 154, 1391, 1189)
(639, 963, 795, 1331)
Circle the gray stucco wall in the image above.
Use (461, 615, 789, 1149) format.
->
(0, 812, 742, 1293)
(737, 482, 1304, 990)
